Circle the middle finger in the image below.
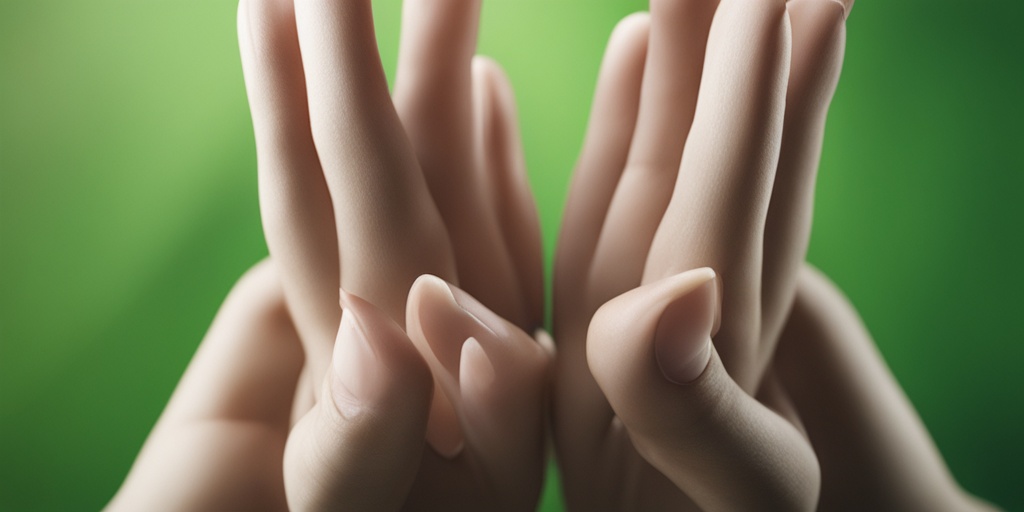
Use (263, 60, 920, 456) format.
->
(393, 0, 524, 325)
(586, 0, 719, 309)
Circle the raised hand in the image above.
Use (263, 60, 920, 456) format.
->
(109, 0, 1004, 509)
(284, 275, 549, 511)
(107, 261, 549, 512)
(553, 0, 851, 509)
(776, 265, 998, 512)
(237, 0, 549, 509)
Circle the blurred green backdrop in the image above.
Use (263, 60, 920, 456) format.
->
(1, 0, 1022, 510)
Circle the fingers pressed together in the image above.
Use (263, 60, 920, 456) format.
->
(112, 0, 989, 511)
(555, 0, 850, 510)
(240, 0, 549, 509)
(241, 0, 851, 509)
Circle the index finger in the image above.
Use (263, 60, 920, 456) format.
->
(293, 0, 457, 321)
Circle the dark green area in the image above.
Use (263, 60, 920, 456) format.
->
(1, 1, 1021, 510)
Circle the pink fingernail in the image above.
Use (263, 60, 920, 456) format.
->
(331, 291, 382, 418)
(653, 269, 719, 384)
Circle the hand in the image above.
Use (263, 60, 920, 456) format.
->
(107, 262, 302, 511)
(238, 0, 550, 509)
(553, 0, 850, 510)
(775, 265, 998, 512)
(106, 261, 548, 512)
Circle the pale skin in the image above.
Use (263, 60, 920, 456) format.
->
(109, 0, 996, 511)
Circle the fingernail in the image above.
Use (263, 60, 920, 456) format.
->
(534, 328, 556, 359)
(460, 337, 496, 397)
(331, 290, 382, 418)
(414, 275, 505, 373)
(654, 269, 719, 384)
(435, 275, 508, 336)
(409, 276, 481, 460)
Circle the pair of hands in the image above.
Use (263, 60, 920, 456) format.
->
(111, 0, 991, 510)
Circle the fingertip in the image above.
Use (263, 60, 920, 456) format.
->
(534, 328, 556, 361)
(587, 268, 719, 386)
(335, 289, 433, 413)
(585, 268, 737, 443)
(406, 275, 478, 459)
(288, 295, 433, 510)
(789, 0, 846, 37)
(425, 395, 466, 459)
(406, 275, 453, 336)
(653, 271, 717, 385)
(459, 336, 496, 401)
(603, 12, 651, 69)
(471, 55, 504, 84)
(833, 0, 853, 20)
(473, 55, 519, 124)
(407, 275, 470, 372)
(611, 11, 651, 41)
(785, 0, 847, 108)
(331, 307, 376, 418)
(409, 274, 537, 373)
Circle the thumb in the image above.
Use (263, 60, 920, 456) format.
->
(284, 291, 434, 512)
(587, 268, 820, 512)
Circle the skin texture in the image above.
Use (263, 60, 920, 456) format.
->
(108, 261, 300, 512)
(109, 0, 1000, 510)
(777, 266, 999, 512)
(553, 0, 844, 509)
(555, 1, 995, 511)
(107, 261, 550, 512)
(106, 262, 996, 511)
(236, 0, 550, 509)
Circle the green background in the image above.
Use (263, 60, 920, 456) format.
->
(1, 0, 1022, 510)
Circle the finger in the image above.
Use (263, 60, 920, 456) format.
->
(157, 260, 303, 430)
(405, 276, 549, 455)
(585, 0, 718, 301)
(239, 0, 339, 384)
(112, 260, 302, 511)
(393, 0, 480, 197)
(773, 265, 984, 511)
(284, 291, 433, 512)
(833, 0, 855, 18)
(587, 269, 819, 511)
(554, 13, 650, 303)
(644, 0, 792, 391)
(405, 275, 550, 509)
(550, 13, 650, 492)
(290, 365, 316, 427)
(293, 0, 455, 322)
(474, 57, 544, 329)
(761, 0, 846, 345)
(627, 0, 718, 171)
(534, 328, 556, 361)
(392, 0, 524, 326)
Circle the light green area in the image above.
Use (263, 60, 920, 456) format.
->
(1, 1, 1021, 510)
